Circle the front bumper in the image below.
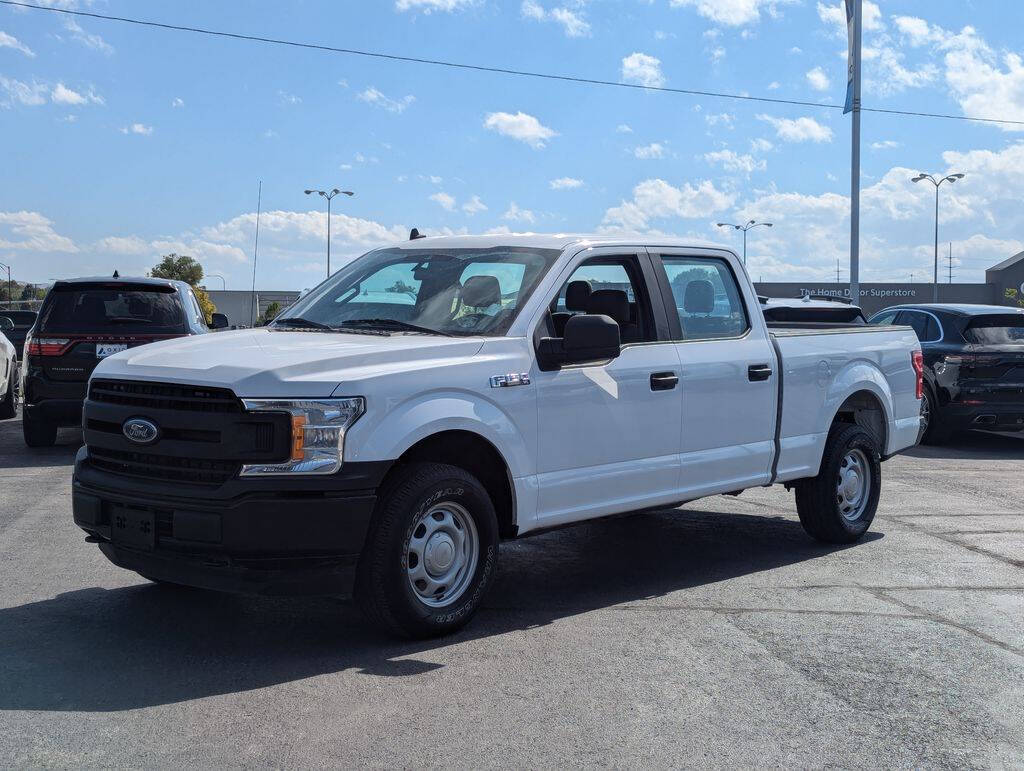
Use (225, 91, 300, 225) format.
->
(73, 450, 388, 596)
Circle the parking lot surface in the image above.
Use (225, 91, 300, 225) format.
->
(1, 412, 1022, 768)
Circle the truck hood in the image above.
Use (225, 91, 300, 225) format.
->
(93, 328, 486, 397)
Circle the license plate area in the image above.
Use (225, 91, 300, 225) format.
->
(110, 505, 156, 550)
(97, 343, 128, 358)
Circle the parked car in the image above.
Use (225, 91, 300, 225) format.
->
(0, 309, 37, 359)
(72, 235, 921, 638)
(21, 276, 228, 447)
(0, 316, 17, 419)
(761, 295, 867, 325)
(868, 303, 1024, 443)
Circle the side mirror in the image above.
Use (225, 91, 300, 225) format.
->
(0, 316, 13, 332)
(563, 314, 621, 363)
(210, 312, 229, 330)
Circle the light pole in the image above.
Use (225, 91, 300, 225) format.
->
(206, 273, 226, 290)
(0, 261, 11, 306)
(304, 188, 354, 278)
(911, 172, 964, 303)
(716, 220, 773, 266)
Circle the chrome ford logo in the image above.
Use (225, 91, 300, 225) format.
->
(122, 417, 160, 445)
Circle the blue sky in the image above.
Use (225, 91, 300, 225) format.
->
(2, 0, 1024, 290)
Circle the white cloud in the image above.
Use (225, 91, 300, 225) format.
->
(51, 82, 97, 105)
(0, 30, 34, 57)
(806, 66, 831, 91)
(703, 149, 766, 174)
(941, 26, 1024, 130)
(0, 76, 47, 107)
(767, 80, 780, 90)
(0, 211, 78, 252)
(171, 97, 184, 108)
(709, 46, 726, 63)
(634, 142, 665, 159)
(757, 114, 833, 142)
(429, 192, 456, 211)
(870, 140, 901, 150)
(520, 1, 591, 37)
(483, 111, 557, 149)
(670, 0, 798, 27)
(621, 52, 665, 87)
(750, 137, 774, 152)
(278, 90, 301, 105)
(549, 177, 583, 190)
(817, 1, 882, 35)
(120, 123, 153, 136)
(357, 86, 416, 114)
(704, 112, 734, 128)
(616, 123, 633, 133)
(601, 179, 734, 232)
(395, 0, 477, 12)
(354, 152, 379, 164)
(502, 201, 536, 224)
(63, 19, 113, 54)
(462, 195, 487, 214)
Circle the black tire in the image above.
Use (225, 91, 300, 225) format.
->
(795, 422, 881, 544)
(919, 386, 953, 445)
(23, 412, 58, 447)
(0, 363, 15, 420)
(355, 462, 499, 639)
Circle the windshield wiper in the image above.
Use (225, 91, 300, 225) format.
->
(341, 318, 453, 337)
(273, 316, 334, 330)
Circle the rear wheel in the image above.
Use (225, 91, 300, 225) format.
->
(0, 363, 16, 420)
(795, 423, 881, 544)
(23, 411, 58, 447)
(919, 385, 953, 445)
(355, 462, 499, 639)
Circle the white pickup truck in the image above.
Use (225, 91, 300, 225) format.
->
(72, 235, 922, 637)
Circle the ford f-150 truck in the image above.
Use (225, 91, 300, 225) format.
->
(72, 235, 922, 637)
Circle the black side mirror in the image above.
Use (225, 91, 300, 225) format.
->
(0, 316, 13, 332)
(210, 312, 229, 330)
(563, 314, 621, 363)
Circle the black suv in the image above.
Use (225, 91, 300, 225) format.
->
(21, 276, 227, 446)
(0, 309, 37, 359)
(869, 303, 1024, 443)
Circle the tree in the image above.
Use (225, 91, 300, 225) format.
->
(1006, 288, 1024, 309)
(150, 253, 217, 323)
(261, 301, 281, 325)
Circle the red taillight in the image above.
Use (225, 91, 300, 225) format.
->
(911, 349, 924, 399)
(27, 337, 72, 356)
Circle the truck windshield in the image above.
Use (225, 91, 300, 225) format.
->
(277, 246, 561, 337)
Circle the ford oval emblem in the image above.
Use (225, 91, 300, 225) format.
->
(122, 417, 160, 445)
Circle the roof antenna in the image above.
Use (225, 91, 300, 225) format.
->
(113, 270, 119, 278)
(409, 228, 426, 240)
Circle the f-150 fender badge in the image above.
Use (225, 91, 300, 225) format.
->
(490, 373, 531, 388)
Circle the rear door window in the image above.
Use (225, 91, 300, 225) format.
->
(899, 311, 940, 343)
(659, 256, 749, 340)
(40, 287, 186, 334)
(868, 310, 899, 326)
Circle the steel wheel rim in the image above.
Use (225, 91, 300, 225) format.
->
(405, 501, 479, 608)
(918, 390, 931, 442)
(836, 448, 871, 522)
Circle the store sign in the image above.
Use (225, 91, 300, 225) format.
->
(798, 287, 919, 299)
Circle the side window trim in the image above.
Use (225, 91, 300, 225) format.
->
(650, 252, 752, 342)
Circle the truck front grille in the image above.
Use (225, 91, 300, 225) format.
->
(88, 446, 240, 485)
(89, 379, 242, 413)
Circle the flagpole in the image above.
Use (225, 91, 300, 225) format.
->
(848, 0, 862, 304)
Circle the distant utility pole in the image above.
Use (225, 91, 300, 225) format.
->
(948, 242, 954, 284)
(0, 261, 11, 306)
(715, 220, 773, 266)
(911, 171, 965, 302)
(305, 187, 355, 278)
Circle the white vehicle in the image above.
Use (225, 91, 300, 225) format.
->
(72, 235, 922, 637)
(0, 316, 17, 419)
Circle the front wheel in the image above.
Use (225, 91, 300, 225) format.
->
(0, 363, 16, 420)
(355, 462, 499, 638)
(795, 423, 881, 544)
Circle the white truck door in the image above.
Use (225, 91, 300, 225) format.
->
(533, 250, 683, 527)
(650, 250, 778, 498)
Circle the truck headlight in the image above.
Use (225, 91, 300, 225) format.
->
(239, 397, 365, 476)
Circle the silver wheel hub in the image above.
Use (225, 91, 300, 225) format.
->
(836, 448, 871, 522)
(405, 502, 479, 608)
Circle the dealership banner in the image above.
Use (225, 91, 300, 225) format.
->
(844, 0, 857, 113)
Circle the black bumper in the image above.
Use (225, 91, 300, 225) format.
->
(24, 398, 84, 427)
(73, 452, 388, 596)
(939, 403, 1024, 432)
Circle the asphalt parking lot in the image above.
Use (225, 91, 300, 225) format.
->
(1, 412, 1022, 768)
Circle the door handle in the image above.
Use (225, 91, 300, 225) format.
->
(650, 371, 678, 391)
(748, 364, 772, 382)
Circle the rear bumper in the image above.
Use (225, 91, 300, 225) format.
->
(72, 454, 385, 596)
(939, 402, 1024, 432)
(22, 371, 87, 426)
(24, 398, 84, 426)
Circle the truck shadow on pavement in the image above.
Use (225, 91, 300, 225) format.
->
(0, 507, 880, 712)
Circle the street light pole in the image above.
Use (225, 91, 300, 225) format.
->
(0, 261, 11, 306)
(910, 172, 964, 303)
(715, 220, 773, 266)
(305, 187, 355, 278)
(207, 274, 226, 290)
